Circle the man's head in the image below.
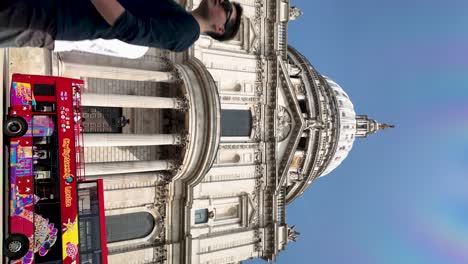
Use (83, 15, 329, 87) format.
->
(193, 0, 243, 41)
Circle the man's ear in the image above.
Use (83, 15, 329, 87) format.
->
(215, 25, 225, 35)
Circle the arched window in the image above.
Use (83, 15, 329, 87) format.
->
(106, 212, 155, 243)
(221, 109, 252, 137)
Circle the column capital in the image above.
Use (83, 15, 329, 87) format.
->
(168, 160, 182, 175)
(175, 96, 190, 112)
(174, 130, 189, 147)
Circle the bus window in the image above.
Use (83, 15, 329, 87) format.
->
(33, 102, 56, 112)
(33, 83, 56, 96)
(32, 115, 55, 137)
(34, 136, 50, 145)
(33, 149, 49, 160)
(34, 171, 51, 180)
(33, 121, 62, 263)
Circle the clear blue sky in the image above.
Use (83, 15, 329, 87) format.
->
(249, 0, 468, 263)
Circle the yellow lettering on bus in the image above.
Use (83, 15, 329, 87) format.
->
(62, 138, 71, 179)
(65, 186, 73, 207)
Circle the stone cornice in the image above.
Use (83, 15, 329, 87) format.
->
(261, 0, 284, 260)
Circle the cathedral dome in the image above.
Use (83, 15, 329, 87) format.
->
(284, 46, 392, 203)
(284, 46, 360, 202)
(318, 76, 357, 177)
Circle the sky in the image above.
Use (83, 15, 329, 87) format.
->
(249, 0, 468, 263)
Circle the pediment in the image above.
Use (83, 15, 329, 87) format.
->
(275, 59, 305, 187)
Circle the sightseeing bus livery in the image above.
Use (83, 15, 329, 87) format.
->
(3, 74, 108, 264)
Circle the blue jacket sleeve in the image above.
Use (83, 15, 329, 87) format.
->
(115, 10, 200, 52)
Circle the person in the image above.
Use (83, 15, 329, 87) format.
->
(0, 0, 243, 52)
(112, 116, 130, 128)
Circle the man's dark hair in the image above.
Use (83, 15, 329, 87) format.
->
(207, 2, 243, 41)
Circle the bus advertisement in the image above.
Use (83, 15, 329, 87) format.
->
(3, 74, 108, 264)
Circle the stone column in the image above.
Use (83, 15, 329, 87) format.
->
(84, 134, 183, 147)
(84, 171, 168, 183)
(85, 160, 175, 176)
(82, 93, 186, 109)
(57, 61, 173, 81)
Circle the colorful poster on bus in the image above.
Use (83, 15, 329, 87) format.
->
(11, 82, 36, 106)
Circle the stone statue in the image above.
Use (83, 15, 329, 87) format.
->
(289, 6, 303, 21)
(287, 225, 300, 242)
(305, 119, 325, 131)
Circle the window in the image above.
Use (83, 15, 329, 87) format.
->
(215, 205, 239, 221)
(298, 100, 308, 113)
(33, 83, 55, 96)
(298, 137, 308, 150)
(33, 115, 59, 200)
(195, 209, 210, 224)
(106, 212, 155, 243)
(221, 109, 252, 137)
(33, 102, 56, 112)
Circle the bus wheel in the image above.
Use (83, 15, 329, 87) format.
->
(4, 117, 28, 137)
(4, 234, 29, 260)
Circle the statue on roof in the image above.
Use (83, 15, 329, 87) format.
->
(287, 225, 300, 242)
(305, 119, 325, 131)
(289, 6, 303, 21)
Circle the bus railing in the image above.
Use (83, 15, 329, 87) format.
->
(72, 82, 86, 181)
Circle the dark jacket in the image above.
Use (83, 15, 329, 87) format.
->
(56, 0, 200, 52)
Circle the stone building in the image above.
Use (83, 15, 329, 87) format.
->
(1, 0, 392, 263)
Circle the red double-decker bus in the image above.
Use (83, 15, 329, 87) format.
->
(3, 74, 108, 263)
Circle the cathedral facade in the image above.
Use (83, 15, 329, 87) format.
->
(1, 0, 391, 263)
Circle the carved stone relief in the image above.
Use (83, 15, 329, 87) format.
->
(220, 95, 258, 103)
(251, 102, 263, 142)
(276, 106, 292, 141)
(220, 143, 260, 150)
(175, 96, 190, 112)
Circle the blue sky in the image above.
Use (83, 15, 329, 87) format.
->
(249, 0, 468, 263)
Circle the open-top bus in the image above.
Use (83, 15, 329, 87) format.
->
(3, 74, 108, 263)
